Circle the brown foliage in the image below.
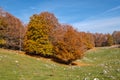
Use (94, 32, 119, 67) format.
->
(79, 32, 95, 49)
(94, 33, 113, 47)
(51, 25, 85, 64)
(0, 8, 25, 50)
(112, 31, 120, 44)
(24, 12, 96, 64)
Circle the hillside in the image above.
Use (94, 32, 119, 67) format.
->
(0, 48, 120, 80)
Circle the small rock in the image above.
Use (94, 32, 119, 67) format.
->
(84, 77, 90, 80)
(107, 76, 115, 79)
(116, 69, 120, 72)
(94, 78, 99, 80)
(88, 73, 91, 75)
(103, 70, 107, 74)
(76, 75, 79, 78)
(15, 60, 18, 63)
(63, 68, 66, 70)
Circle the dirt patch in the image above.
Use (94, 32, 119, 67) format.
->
(86, 48, 98, 53)
(71, 62, 92, 66)
(110, 45, 120, 48)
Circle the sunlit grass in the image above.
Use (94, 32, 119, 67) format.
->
(0, 48, 120, 80)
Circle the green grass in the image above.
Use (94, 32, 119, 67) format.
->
(0, 47, 120, 80)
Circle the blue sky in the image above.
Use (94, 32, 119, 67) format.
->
(0, 0, 120, 33)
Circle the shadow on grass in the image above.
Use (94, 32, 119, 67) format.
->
(25, 52, 73, 65)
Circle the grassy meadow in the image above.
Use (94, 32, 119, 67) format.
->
(0, 47, 120, 80)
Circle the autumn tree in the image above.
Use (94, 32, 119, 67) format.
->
(93, 33, 114, 47)
(79, 32, 95, 49)
(106, 34, 113, 46)
(112, 31, 120, 44)
(0, 8, 7, 47)
(0, 8, 25, 49)
(0, 16, 6, 47)
(93, 33, 107, 47)
(24, 12, 59, 56)
(52, 25, 85, 64)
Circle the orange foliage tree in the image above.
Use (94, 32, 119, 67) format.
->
(24, 12, 59, 56)
(79, 32, 95, 50)
(51, 25, 85, 64)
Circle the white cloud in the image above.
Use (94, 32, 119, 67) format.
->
(83, 5, 120, 22)
(72, 5, 120, 33)
(103, 5, 120, 14)
(73, 17, 120, 33)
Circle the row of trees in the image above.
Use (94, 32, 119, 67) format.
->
(0, 8, 120, 64)
(94, 33, 113, 47)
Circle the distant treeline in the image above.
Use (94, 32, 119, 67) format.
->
(0, 8, 120, 64)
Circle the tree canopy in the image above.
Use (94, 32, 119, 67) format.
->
(24, 12, 59, 56)
(0, 8, 25, 49)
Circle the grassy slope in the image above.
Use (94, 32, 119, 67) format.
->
(0, 48, 120, 80)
